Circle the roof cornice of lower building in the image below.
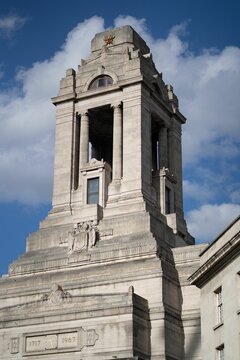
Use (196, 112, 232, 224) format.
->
(189, 231, 240, 288)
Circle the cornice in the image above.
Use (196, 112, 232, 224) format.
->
(52, 92, 76, 105)
(189, 231, 240, 288)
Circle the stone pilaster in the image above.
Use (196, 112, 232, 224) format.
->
(79, 111, 89, 168)
(112, 103, 122, 180)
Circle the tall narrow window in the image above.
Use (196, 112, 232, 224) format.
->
(165, 187, 171, 214)
(87, 178, 99, 204)
(216, 344, 224, 360)
(151, 119, 160, 171)
(215, 287, 223, 324)
(88, 106, 113, 168)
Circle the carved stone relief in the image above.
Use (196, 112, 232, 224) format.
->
(41, 284, 71, 305)
(67, 221, 98, 254)
(10, 338, 19, 354)
(86, 329, 99, 346)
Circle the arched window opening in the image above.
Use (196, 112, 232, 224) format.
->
(89, 75, 113, 90)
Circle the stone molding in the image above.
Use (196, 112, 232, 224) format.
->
(189, 231, 240, 287)
(8, 257, 68, 276)
(172, 244, 206, 264)
(0, 288, 149, 329)
(8, 239, 157, 276)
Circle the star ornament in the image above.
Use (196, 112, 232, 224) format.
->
(104, 34, 115, 46)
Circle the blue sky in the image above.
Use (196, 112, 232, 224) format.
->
(0, 0, 239, 275)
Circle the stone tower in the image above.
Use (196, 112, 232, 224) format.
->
(0, 26, 204, 360)
(42, 25, 193, 246)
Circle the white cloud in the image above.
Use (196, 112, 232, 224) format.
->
(183, 180, 215, 202)
(186, 203, 240, 242)
(0, 16, 105, 205)
(230, 189, 240, 204)
(0, 15, 27, 37)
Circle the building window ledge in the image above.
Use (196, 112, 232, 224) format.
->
(213, 322, 223, 331)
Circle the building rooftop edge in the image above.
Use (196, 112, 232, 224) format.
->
(199, 214, 240, 256)
(189, 230, 240, 287)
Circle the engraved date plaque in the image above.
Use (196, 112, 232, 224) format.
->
(23, 328, 98, 356)
(26, 336, 45, 352)
(58, 332, 78, 349)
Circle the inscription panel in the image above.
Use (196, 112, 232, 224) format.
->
(58, 332, 78, 349)
(25, 332, 78, 353)
(26, 336, 45, 352)
(23, 328, 98, 356)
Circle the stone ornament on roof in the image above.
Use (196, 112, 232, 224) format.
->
(104, 34, 115, 46)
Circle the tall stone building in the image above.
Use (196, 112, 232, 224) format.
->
(1, 25, 237, 360)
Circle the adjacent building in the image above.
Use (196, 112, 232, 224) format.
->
(190, 215, 240, 360)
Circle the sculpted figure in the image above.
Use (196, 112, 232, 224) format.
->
(89, 220, 98, 248)
(67, 221, 98, 254)
(67, 224, 77, 254)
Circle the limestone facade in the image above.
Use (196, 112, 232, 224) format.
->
(190, 216, 240, 360)
(0, 25, 238, 360)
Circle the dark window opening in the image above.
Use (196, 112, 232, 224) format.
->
(152, 119, 160, 171)
(165, 187, 171, 214)
(89, 75, 113, 90)
(152, 138, 160, 171)
(215, 287, 223, 324)
(87, 178, 99, 204)
(152, 118, 169, 171)
(89, 106, 113, 170)
(73, 114, 80, 190)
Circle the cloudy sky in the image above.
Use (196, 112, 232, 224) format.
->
(0, 0, 239, 274)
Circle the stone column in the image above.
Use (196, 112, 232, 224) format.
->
(79, 111, 89, 168)
(112, 103, 122, 180)
(159, 126, 168, 168)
